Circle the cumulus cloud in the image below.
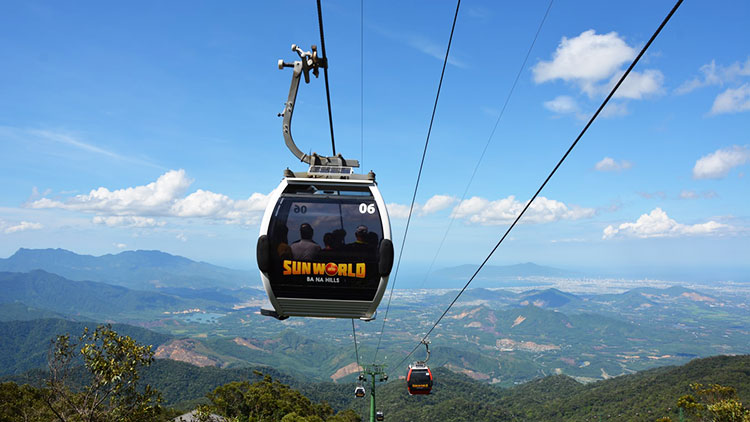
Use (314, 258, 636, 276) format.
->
(385, 203, 411, 219)
(27, 169, 270, 226)
(451, 195, 595, 225)
(710, 83, 750, 115)
(387, 195, 457, 219)
(610, 69, 664, 99)
(534, 30, 663, 118)
(113, 243, 127, 249)
(3, 221, 44, 234)
(692, 146, 750, 179)
(388, 194, 594, 225)
(595, 157, 633, 172)
(603, 208, 728, 239)
(676, 58, 750, 94)
(30, 170, 192, 214)
(533, 30, 635, 87)
(420, 195, 457, 215)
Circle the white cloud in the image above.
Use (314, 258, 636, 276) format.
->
(27, 169, 270, 226)
(534, 30, 663, 118)
(710, 83, 750, 115)
(676, 58, 750, 94)
(387, 194, 457, 219)
(171, 190, 268, 224)
(692, 146, 750, 179)
(450, 196, 491, 219)
(451, 195, 595, 225)
(420, 195, 457, 215)
(93, 216, 165, 228)
(113, 243, 128, 249)
(533, 30, 635, 86)
(30, 169, 192, 214)
(176, 233, 188, 242)
(386, 203, 411, 219)
(611, 69, 664, 99)
(595, 157, 633, 172)
(544, 95, 579, 114)
(3, 221, 44, 234)
(603, 208, 729, 239)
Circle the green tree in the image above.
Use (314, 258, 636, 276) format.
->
(206, 374, 357, 422)
(0, 381, 56, 422)
(325, 409, 360, 422)
(45, 324, 163, 422)
(676, 383, 750, 422)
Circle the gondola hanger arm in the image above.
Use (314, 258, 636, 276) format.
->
(417, 340, 430, 365)
(278, 44, 359, 168)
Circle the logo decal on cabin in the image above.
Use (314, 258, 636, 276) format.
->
(282, 260, 366, 278)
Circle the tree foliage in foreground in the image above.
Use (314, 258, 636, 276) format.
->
(45, 324, 165, 422)
(657, 383, 750, 422)
(206, 372, 359, 422)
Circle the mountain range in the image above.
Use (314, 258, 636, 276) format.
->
(0, 248, 256, 290)
(0, 248, 585, 291)
(1, 247, 747, 388)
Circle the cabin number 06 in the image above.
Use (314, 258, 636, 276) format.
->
(359, 203, 376, 214)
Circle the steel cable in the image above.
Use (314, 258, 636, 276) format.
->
(392, 0, 685, 370)
(371, 0, 462, 365)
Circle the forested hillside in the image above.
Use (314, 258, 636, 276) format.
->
(4, 353, 748, 421)
(0, 319, 172, 375)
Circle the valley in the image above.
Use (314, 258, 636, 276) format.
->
(1, 248, 748, 389)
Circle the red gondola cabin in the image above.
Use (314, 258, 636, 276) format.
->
(406, 364, 433, 395)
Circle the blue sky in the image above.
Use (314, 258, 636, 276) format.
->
(1, 0, 748, 282)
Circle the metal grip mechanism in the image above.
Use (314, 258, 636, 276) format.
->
(417, 340, 431, 365)
(278, 44, 359, 168)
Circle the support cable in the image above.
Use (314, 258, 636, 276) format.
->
(351, 319, 362, 378)
(316, 0, 337, 156)
(392, 0, 684, 370)
(360, 0, 365, 172)
(371, 0, 461, 365)
(417, 0, 554, 290)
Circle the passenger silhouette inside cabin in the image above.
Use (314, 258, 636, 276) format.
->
(274, 223, 292, 260)
(323, 232, 334, 250)
(347, 225, 371, 253)
(290, 222, 321, 260)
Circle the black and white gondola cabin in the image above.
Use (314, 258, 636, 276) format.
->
(257, 44, 394, 320)
(257, 168, 393, 320)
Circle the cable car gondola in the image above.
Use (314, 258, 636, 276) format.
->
(406, 340, 433, 395)
(376, 411, 384, 421)
(354, 386, 365, 398)
(406, 364, 433, 395)
(257, 44, 393, 320)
